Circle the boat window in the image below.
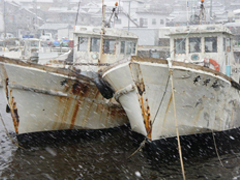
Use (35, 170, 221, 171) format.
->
(120, 41, 125, 54)
(204, 37, 217, 53)
(126, 41, 136, 55)
(90, 38, 100, 52)
(189, 37, 201, 53)
(226, 38, 231, 52)
(174, 39, 186, 54)
(78, 37, 88, 51)
(31, 41, 39, 47)
(6, 40, 18, 46)
(103, 39, 115, 54)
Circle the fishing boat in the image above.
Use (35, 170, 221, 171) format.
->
(0, 3, 138, 139)
(101, 2, 240, 142)
(0, 38, 71, 63)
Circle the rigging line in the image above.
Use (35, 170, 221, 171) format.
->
(0, 112, 25, 149)
(169, 66, 186, 180)
(127, 139, 146, 159)
(146, 74, 170, 137)
(211, 129, 224, 167)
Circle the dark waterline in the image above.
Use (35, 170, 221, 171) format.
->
(1, 91, 240, 179)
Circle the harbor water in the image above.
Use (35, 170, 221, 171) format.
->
(1, 90, 240, 180)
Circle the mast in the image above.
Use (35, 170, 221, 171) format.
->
(210, 0, 212, 23)
(3, 0, 6, 51)
(99, 0, 106, 65)
(186, 0, 189, 27)
(3, 0, 6, 40)
(75, 0, 81, 27)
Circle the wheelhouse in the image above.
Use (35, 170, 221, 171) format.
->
(169, 25, 238, 81)
(73, 26, 138, 72)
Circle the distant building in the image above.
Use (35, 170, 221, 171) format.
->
(0, 1, 44, 37)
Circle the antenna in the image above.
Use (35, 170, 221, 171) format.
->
(106, 2, 118, 28)
(199, 0, 206, 24)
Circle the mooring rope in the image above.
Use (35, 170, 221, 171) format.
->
(0, 112, 24, 149)
(211, 129, 224, 167)
(168, 60, 186, 180)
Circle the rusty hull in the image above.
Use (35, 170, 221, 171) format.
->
(0, 56, 128, 135)
(102, 56, 240, 141)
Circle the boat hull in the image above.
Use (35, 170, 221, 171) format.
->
(102, 57, 240, 141)
(0, 57, 128, 135)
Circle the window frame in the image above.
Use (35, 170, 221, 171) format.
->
(78, 37, 88, 52)
(204, 37, 217, 53)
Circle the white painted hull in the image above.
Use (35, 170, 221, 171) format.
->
(0, 50, 71, 63)
(102, 57, 240, 141)
(0, 57, 128, 135)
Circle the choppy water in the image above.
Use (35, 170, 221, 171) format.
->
(1, 90, 240, 180)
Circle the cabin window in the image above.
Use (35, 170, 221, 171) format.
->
(133, 42, 136, 54)
(126, 41, 136, 55)
(204, 37, 217, 53)
(30, 41, 39, 47)
(174, 39, 186, 54)
(78, 37, 88, 51)
(120, 41, 125, 54)
(226, 38, 231, 52)
(90, 38, 100, 52)
(103, 39, 115, 54)
(189, 37, 201, 53)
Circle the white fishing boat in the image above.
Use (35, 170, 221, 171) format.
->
(102, 5, 240, 141)
(0, 3, 138, 139)
(0, 38, 71, 63)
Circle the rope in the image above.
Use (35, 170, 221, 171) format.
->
(127, 139, 146, 159)
(0, 112, 25, 149)
(168, 61, 186, 180)
(211, 129, 224, 167)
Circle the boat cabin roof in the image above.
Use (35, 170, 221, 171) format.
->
(74, 26, 138, 40)
(168, 24, 233, 36)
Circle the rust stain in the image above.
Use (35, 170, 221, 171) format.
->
(163, 93, 173, 126)
(9, 95, 20, 134)
(0, 65, 9, 100)
(139, 96, 151, 139)
(0, 65, 20, 134)
(54, 96, 71, 130)
(69, 99, 81, 129)
(71, 81, 89, 95)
